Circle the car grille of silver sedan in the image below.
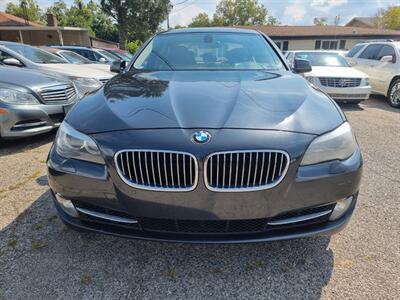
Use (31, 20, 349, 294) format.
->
(39, 84, 77, 104)
(115, 150, 198, 191)
(205, 150, 290, 192)
(319, 77, 361, 88)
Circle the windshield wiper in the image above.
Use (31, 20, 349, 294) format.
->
(151, 50, 175, 70)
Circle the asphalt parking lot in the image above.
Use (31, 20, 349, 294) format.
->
(0, 96, 399, 300)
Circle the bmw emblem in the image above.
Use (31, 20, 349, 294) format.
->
(193, 130, 211, 144)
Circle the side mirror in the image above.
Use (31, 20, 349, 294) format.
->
(380, 55, 395, 63)
(2, 57, 23, 67)
(293, 59, 312, 74)
(98, 57, 107, 63)
(110, 60, 126, 73)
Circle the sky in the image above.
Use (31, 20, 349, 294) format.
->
(1, 0, 399, 27)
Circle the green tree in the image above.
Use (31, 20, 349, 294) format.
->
(46, 0, 69, 26)
(126, 40, 141, 54)
(188, 0, 278, 27)
(381, 6, 400, 30)
(6, 0, 44, 24)
(188, 13, 212, 27)
(213, 0, 268, 26)
(313, 17, 328, 26)
(100, 0, 171, 49)
(46, 0, 118, 42)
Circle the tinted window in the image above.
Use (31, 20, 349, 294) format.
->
(294, 52, 349, 67)
(133, 32, 284, 71)
(377, 45, 396, 60)
(359, 44, 383, 60)
(4, 44, 65, 64)
(60, 50, 91, 64)
(346, 44, 365, 57)
(74, 49, 96, 61)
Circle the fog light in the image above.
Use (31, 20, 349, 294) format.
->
(329, 196, 353, 221)
(55, 193, 78, 217)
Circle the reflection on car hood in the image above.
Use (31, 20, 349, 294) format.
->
(37, 63, 114, 79)
(67, 70, 344, 135)
(0, 66, 71, 90)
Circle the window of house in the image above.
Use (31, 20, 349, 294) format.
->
(315, 40, 346, 50)
(274, 40, 289, 51)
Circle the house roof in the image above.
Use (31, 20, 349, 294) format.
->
(346, 17, 376, 27)
(237, 25, 400, 39)
(0, 11, 42, 27)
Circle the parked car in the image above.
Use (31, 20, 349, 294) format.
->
(51, 46, 120, 65)
(286, 50, 371, 104)
(101, 48, 132, 62)
(0, 65, 79, 139)
(48, 28, 362, 243)
(346, 41, 400, 108)
(43, 47, 117, 73)
(0, 42, 113, 95)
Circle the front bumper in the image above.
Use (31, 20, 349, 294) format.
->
(319, 85, 371, 102)
(0, 102, 74, 138)
(47, 129, 362, 243)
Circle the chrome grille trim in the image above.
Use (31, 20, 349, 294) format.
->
(204, 150, 290, 192)
(39, 84, 77, 104)
(115, 150, 198, 192)
(318, 77, 361, 88)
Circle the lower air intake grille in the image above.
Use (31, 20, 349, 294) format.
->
(205, 150, 290, 192)
(115, 150, 198, 191)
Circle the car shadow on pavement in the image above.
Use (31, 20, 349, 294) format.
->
(362, 95, 400, 113)
(0, 190, 334, 299)
(0, 130, 56, 158)
(339, 103, 364, 111)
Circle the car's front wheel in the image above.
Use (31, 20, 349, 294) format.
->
(388, 78, 400, 108)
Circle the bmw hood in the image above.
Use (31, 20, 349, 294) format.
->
(67, 70, 344, 135)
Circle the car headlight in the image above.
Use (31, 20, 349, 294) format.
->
(0, 88, 39, 105)
(363, 77, 370, 86)
(300, 122, 357, 166)
(55, 122, 105, 164)
(72, 77, 102, 96)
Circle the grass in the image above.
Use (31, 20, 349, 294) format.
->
(80, 274, 94, 285)
(7, 239, 18, 249)
(32, 222, 44, 230)
(164, 268, 177, 280)
(31, 240, 48, 250)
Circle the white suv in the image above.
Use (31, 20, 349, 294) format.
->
(346, 41, 400, 108)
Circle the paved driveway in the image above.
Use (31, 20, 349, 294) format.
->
(0, 96, 399, 299)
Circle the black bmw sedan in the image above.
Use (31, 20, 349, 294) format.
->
(47, 28, 362, 243)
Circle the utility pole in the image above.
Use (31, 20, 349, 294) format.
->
(167, 3, 173, 29)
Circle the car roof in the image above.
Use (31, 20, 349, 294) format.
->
(161, 27, 259, 35)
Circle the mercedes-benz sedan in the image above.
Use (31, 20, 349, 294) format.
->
(47, 28, 362, 243)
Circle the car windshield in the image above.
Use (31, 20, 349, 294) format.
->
(5, 44, 66, 64)
(133, 32, 284, 71)
(60, 50, 91, 64)
(295, 52, 349, 67)
(97, 49, 119, 61)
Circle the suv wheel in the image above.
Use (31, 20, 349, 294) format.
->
(388, 78, 400, 108)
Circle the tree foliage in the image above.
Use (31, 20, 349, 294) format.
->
(188, 0, 279, 28)
(380, 6, 400, 30)
(100, 0, 171, 49)
(6, 0, 44, 24)
(313, 17, 327, 26)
